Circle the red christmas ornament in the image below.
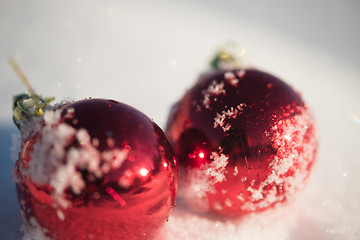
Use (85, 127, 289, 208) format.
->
(166, 49, 317, 217)
(14, 98, 178, 240)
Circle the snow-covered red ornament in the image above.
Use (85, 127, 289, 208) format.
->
(166, 45, 317, 216)
(11, 63, 177, 240)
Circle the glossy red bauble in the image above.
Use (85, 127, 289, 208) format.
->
(14, 99, 177, 240)
(166, 69, 316, 216)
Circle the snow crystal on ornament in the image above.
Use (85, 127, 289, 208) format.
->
(213, 104, 246, 132)
(202, 80, 226, 109)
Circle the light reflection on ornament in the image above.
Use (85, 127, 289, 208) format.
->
(105, 187, 127, 207)
(139, 168, 150, 177)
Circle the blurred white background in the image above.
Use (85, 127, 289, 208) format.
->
(0, 0, 359, 239)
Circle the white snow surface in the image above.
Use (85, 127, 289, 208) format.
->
(0, 0, 360, 240)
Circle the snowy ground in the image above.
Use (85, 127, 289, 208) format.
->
(0, 0, 360, 239)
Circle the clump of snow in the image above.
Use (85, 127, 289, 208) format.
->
(224, 71, 235, 80)
(101, 147, 130, 174)
(201, 71, 247, 110)
(205, 152, 229, 183)
(224, 71, 239, 86)
(213, 104, 246, 132)
(243, 106, 316, 212)
(21, 214, 50, 240)
(24, 109, 77, 199)
(179, 151, 229, 213)
(236, 69, 246, 79)
(17, 107, 129, 210)
(202, 80, 226, 109)
(50, 128, 101, 200)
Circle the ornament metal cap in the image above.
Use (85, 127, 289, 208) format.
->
(210, 41, 246, 70)
(10, 59, 54, 129)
